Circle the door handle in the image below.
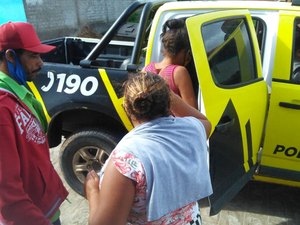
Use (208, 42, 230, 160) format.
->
(215, 118, 235, 132)
(279, 102, 300, 110)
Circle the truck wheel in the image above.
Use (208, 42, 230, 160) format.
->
(59, 130, 119, 196)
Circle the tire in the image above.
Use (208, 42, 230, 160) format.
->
(59, 129, 119, 196)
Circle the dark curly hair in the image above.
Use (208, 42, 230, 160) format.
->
(123, 71, 171, 121)
(160, 18, 190, 56)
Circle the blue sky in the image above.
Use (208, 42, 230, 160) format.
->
(0, 0, 27, 24)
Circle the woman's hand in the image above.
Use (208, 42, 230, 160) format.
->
(84, 170, 100, 200)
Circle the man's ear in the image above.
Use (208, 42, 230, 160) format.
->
(5, 49, 16, 64)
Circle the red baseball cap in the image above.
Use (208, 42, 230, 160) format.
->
(0, 22, 55, 53)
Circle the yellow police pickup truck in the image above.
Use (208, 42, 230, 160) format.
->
(33, 0, 300, 215)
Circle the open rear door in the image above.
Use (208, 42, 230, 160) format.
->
(186, 10, 268, 215)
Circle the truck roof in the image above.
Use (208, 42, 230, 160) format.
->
(161, 0, 300, 11)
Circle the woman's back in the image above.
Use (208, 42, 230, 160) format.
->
(143, 62, 180, 95)
(143, 18, 197, 108)
(107, 116, 212, 224)
(85, 72, 212, 225)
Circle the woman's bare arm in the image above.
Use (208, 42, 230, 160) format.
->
(173, 66, 198, 109)
(85, 160, 135, 225)
(170, 91, 212, 138)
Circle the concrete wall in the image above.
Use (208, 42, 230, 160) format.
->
(24, 0, 136, 40)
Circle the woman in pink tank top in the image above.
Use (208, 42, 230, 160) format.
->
(143, 18, 197, 108)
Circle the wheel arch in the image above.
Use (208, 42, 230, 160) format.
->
(47, 108, 128, 148)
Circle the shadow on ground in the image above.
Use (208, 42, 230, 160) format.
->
(201, 181, 300, 225)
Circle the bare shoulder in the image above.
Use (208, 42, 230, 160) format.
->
(173, 65, 190, 80)
(174, 65, 189, 74)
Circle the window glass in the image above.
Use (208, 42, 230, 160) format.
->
(114, 6, 143, 42)
(252, 17, 266, 56)
(201, 18, 257, 87)
(291, 18, 300, 83)
(94, 5, 144, 68)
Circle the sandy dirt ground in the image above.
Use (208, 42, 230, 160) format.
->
(50, 146, 89, 225)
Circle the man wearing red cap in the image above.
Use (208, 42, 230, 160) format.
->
(0, 22, 68, 225)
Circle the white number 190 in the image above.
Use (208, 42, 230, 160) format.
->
(41, 71, 99, 96)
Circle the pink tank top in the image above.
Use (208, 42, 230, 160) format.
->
(144, 62, 180, 96)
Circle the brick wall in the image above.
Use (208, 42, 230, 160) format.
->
(24, 0, 135, 40)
